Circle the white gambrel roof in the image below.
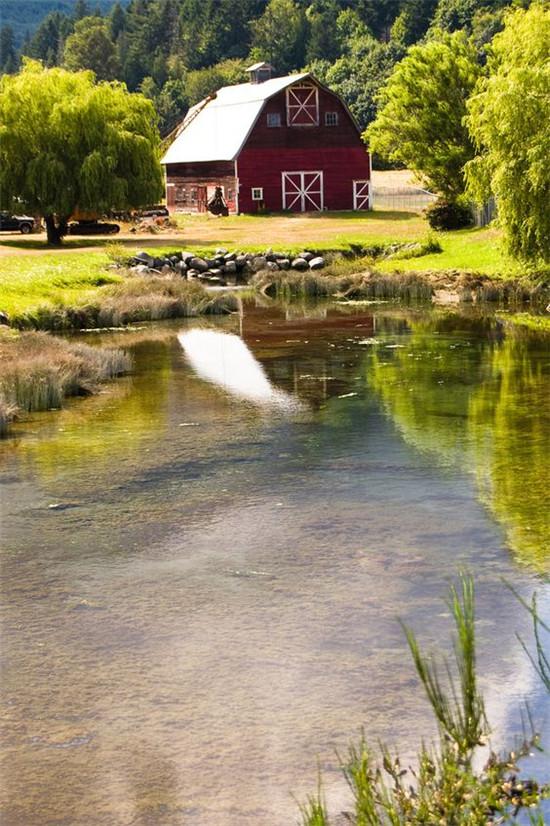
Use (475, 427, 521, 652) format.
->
(161, 73, 310, 165)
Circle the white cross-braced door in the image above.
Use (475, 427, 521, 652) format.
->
(353, 180, 371, 210)
(282, 171, 324, 212)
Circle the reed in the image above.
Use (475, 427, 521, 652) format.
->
(0, 331, 131, 436)
(253, 269, 434, 302)
(300, 574, 549, 825)
(11, 277, 240, 331)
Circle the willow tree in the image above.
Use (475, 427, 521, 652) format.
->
(466, 3, 550, 263)
(0, 60, 164, 244)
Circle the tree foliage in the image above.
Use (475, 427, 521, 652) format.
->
(365, 31, 480, 196)
(466, 3, 550, 263)
(0, 60, 163, 244)
(63, 16, 120, 80)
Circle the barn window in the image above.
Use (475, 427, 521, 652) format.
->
(267, 112, 281, 127)
(325, 111, 338, 126)
(251, 187, 264, 201)
(286, 84, 319, 126)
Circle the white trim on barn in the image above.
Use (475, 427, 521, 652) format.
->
(286, 84, 320, 127)
(353, 180, 371, 210)
(282, 171, 324, 211)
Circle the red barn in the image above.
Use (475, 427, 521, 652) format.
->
(162, 63, 372, 214)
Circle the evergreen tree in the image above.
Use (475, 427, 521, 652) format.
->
(0, 26, 19, 74)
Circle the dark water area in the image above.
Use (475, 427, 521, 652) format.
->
(1, 299, 549, 825)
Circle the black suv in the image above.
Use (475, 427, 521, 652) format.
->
(0, 211, 35, 234)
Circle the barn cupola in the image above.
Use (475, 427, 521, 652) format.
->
(246, 62, 274, 84)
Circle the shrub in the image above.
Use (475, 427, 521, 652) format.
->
(426, 198, 474, 231)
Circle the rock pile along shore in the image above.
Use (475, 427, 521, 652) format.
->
(128, 248, 326, 286)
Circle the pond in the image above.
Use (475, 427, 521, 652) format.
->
(1, 299, 549, 825)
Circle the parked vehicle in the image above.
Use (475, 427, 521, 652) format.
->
(67, 221, 120, 235)
(0, 211, 36, 234)
(134, 205, 169, 218)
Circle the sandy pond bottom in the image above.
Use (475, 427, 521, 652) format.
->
(1, 300, 549, 825)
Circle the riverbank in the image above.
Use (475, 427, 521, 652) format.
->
(0, 213, 548, 328)
(0, 330, 131, 436)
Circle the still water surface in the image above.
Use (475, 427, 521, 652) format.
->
(1, 300, 549, 825)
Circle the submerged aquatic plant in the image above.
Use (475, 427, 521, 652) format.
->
(300, 574, 549, 825)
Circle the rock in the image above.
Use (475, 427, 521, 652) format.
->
(189, 257, 209, 272)
(278, 258, 291, 270)
(175, 260, 188, 274)
(215, 247, 228, 255)
(161, 264, 172, 273)
(223, 252, 237, 262)
(291, 257, 309, 271)
(251, 256, 267, 272)
(134, 264, 150, 275)
(309, 256, 325, 270)
(187, 269, 200, 278)
(133, 251, 152, 263)
(209, 268, 223, 278)
(222, 261, 237, 274)
(300, 252, 315, 262)
(180, 251, 195, 263)
(0, 311, 9, 326)
(266, 261, 280, 271)
(235, 255, 248, 270)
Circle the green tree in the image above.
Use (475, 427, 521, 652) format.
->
(109, 2, 127, 39)
(63, 16, 120, 80)
(0, 61, 164, 245)
(185, 59, 248, 106)
(24, 11, 73, 67)
(466, 3, 550, 263)
(0, 26, 19, 74)
(249, 0, 308, 74)
(365, 31, 480, 197)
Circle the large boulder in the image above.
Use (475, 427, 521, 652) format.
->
(189, 257, 209, 272)
(223, 261, 237, 274)
(251, 255, 267, 272)
(278, 258, 291, 270)
(291, 257, 309, 271)
(300, 252, 315, 262)
(309, 256, 325, 270)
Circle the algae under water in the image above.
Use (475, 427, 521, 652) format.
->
(1, 299, 549, 825)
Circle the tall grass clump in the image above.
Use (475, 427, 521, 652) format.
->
(300, 574, 549, 825)
(253, 270, 434, 303)
(11, 277, 240, 331)
(0, 331, 131, 435)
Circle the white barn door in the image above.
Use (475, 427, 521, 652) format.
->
(282, 171, 324, 212)
(353, 180, 371, 210)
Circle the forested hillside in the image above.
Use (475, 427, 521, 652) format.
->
(0, 0, 532, 135)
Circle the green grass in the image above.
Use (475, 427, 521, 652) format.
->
(376, 227, 528, 277)
(0, 252, 120, 317)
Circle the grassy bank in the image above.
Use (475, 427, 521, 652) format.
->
(253, 266, 548, 306)
(0, 330, 131, 437)
(11, 276, 240, 331)
(0, 214, 548, 327)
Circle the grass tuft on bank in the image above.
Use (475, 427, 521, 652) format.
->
(10, 277, 240, 331)
(0, 330, 131, 436)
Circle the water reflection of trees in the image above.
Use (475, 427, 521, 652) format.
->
(368, 316, 549, 570)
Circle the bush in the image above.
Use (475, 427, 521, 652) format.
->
(426, 198, 474, 231)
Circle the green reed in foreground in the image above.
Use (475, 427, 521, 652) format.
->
(300, 575, 549, 825)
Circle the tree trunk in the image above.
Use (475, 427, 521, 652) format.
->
(44, 215, 69, 245)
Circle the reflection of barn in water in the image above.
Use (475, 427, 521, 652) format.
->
(238, 302, 376, 407)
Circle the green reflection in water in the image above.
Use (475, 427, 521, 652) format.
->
(369, 313, 550, 570)
(15, 336, 173, 479)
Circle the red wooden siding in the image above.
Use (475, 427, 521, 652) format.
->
(238, 147, 370, 213)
